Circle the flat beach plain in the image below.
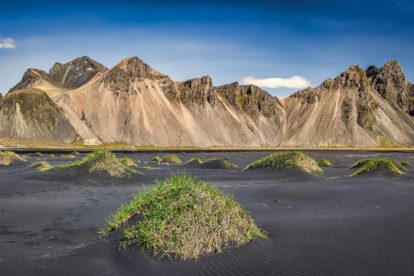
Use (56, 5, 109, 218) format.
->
(1, 151, 414, 275)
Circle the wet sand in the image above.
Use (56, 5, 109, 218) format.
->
(1, 151, 414, 275)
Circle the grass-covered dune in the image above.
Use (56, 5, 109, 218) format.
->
(350, 158, 409, 176)
(244, 152, 323, 175)
(185, 157, 237, 169)
(29, 161, 53, 172)
(56, 149, 138, 177)
(151, 154, 182, 164)
(0, 151, 26, 166)
(99, 175, 266, 260)
(318, 159, 333, 167)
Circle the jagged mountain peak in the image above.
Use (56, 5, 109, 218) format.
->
(332, 64, 369, 89)
(8, 68, 47, 93)
(110, 56, 165, 78)
(47, 56, 107, 89)
(380, 60, 405, 83)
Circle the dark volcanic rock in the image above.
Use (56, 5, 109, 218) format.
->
(216, 82, 283, 117)
(177, 76, 215, 105)
(102, 57, 173, 95)
(48, 56, 107, 89)
(368, 60, 413, 115)
(8, 57, 106, 93)
(9, 69, 47, 93)
(290, 87, 320, 104)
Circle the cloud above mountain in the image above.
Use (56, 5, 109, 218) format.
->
(242, 75, 309, 89)
(0, 38, 16, 49)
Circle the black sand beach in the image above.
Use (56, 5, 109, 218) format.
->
(1, 151, 414, 275)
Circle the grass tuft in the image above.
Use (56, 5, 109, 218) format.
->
(318, 159, 333, 167)
(56, 149, 138, 177)
(99, 174, 266, 260)
(244, 152, 322, 174)
(399, 161, 411, 167)
(151, 154, 182, 164)
(185, 157, 204, 165)
(0, 151, 26, 166)
(29, 161, 53, 172)
(185, 157, 237, 169)
(350, 158, 406, 176)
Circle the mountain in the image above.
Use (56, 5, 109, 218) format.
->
(9, 56, 107, 93)
(283, 62, 414, 146)
(0, 56, 413, 147)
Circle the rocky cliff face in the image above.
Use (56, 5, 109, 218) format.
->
(0, 57, 413, 147)
(283, 63, 414, 146)
(367, 60, 414, 115)
(0, 88, 77, 142)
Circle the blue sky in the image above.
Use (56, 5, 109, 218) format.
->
(1, 0, 414, 97)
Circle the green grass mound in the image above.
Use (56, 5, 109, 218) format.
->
(151, 154, 182, 164)
(350, 158, 407, 176)
(399, 161, 411, 167)
(99, 175, 266, 260)
(245, 152, 322, 174)
(32, 152, 44, 157)
(30, 161, 53, 172)
(0, 151, 26, 166)
(56, 149, 138, 177)
(318, 159, 333, 167)
(185, 157, 204, 166)
(185, 157, 237, 169)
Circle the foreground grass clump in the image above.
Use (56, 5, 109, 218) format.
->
(57, 149, 138, 177)
(0, 151, 26, 166)
(350, 158, 407, 176)
(318, 159, 333, 167)
(151, 154, 182, 164)
(99, 175, 266, 260)
(30, 161, 53, 172)
(245, 152, 322, 174)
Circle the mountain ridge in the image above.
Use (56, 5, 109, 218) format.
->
(1, 56, 413, 147)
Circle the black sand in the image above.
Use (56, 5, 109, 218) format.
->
(1, 151, 414, 275)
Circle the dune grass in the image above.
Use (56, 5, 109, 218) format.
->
(201, 158, 237, 169)
(56, 149, 138, 177)
(185, 157, 204, 165)
(318, 159, 333, 167)
(244, 152, 322, 174)
(0, 151, 26, 166)
(350, 158, 407, 176)
(30, 161, 53, 172)
(99, 174, 266, 260)
(399, 161, 411, 167)
(151, 154, 182, 164)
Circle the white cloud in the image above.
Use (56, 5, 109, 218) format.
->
(242, 75, 310, 89)
(0, 38, 16, 49)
